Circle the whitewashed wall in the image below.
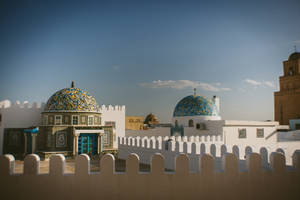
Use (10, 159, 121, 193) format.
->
(118, 136, 300, 168)
(100, 105, 125, 149)
(223, 126, 278, 147)
(172, 115, 221, 127)
(277, 130, 300, 141)
(1, 153, 300, 200)
(169, 120, 279, 148)
(181, 120, 224, 136)
(0, 100, 44, 155)
(126, 127, 171, 137)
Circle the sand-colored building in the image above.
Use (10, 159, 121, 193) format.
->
(125, 116, 143, 130)
(274, 52, 300, 125)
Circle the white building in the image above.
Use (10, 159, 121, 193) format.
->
(0, 100, 43, 155)
(0, 90, 125, 156)
(119, 91, 300, 167)
(171, 91, 280, 147)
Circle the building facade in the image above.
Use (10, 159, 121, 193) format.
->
(0, 83, 125, 157)
(274, 52, 300, 125)
(0, 100, 43, 157)
(169, 91, 280, 147)
(125, 116, 143, 130)
(38, 86, 112, 157)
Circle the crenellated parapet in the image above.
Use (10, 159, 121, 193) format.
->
(118, 136, 300, 169)
(99, 104, 126, 112)
(0, 153, 299, 200)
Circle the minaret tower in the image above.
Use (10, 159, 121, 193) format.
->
(274, 50, 300, 125)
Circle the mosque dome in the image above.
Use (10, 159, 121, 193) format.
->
(44, 82, 100, 112)
(288, 52, 300, 61)
(173, 95, 219, 117)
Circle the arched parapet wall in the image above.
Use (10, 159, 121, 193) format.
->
(210, 144, 217, 158)
(2, 152, 300, 174)
(118, 136, 300, 166)
(232, 145, 240, 160)
(1, 152, 300, 200)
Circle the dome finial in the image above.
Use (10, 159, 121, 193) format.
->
(294, 45, 297, 53)
(71, 81, 74, 88)
(193, 88, 196, 96)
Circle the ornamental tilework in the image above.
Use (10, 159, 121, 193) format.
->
(173, 95, 219, 117)
(45, 88, 100, 112)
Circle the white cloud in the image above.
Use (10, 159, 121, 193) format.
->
(245, 79, 261, 86)
(263, 81, 275, 88)
(244, 79, 275, 88)
(139, 80, 231, 92)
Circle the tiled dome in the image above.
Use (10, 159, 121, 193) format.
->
(173, 95, 219, 117)
(45, 87, 100, 112)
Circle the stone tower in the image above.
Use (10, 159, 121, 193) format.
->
(274, 52, 300, 125)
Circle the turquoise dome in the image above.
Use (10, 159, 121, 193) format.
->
(173, 95, 219, 117)
(45, 87, 100, 112)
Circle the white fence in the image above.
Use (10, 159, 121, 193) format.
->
(118, 136, 300, 170)
(0, 153, 299, 200)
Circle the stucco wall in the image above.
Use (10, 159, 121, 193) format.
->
(223, 126, 277, 147)
(180, 120, 224, 137)
(277, 130, 300, 141)
(126, 127, 171, 137)
(172, 115, 221, 127)
(125, 116, 143, 130)
(0, 153, 299, 200)
(0, 101, 44, 155)
(119, 135, 300, 166)
(100, 105, 125, 149)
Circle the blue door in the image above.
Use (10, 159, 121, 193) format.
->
(78, 134, 98, 155)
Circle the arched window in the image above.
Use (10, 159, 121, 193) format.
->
(188, 119, 194, 127)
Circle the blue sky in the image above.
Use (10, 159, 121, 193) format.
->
(0, 0, 299, 122)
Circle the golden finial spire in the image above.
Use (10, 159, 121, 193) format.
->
(294, 45, 297, 52)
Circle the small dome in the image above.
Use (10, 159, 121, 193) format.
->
(288, 52, 300, 61)
(45, 87, 99, 112)
(144, 113, 159, 125)
(173, 95, 219, 117)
